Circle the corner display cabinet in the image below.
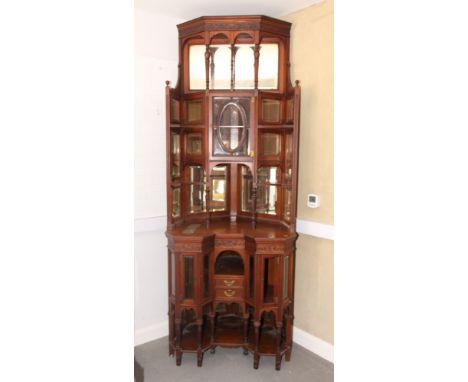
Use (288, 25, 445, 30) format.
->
(165, 15, 301, 371)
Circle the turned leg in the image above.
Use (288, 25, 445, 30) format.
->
(196, 319, 203, 367)
(253, 320, 260, 369)
(175, 318, 182, 366)
(243, 313, 249, 355)
(285, 312, 293, 362)
(168, 305, 174, 356)
(275, 321, 283, 371)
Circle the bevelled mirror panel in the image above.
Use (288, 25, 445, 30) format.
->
(258, 44, 279, 89)
(213, 97, 250, 156)
(170, 98, 180, 122)
(186, 100, 203, 123)
(172, 187, 181, 218)
(185, 132, 202, 156)
(260, 132, 281, 157)
(240, 165, 253, 213)
(285, 133, 293, 183)
(262, 98, 281, 123)
(284, 188, 292, 221)
(189, 45, 206, 90)
(170, 133, 181, 178)
(234, 44, 254, 89)
(210, 165, 227, 212)
(286, 98, 294, 123)
(257, 167, 279, 215)
(210, 45, 231, 89)
(188, 166, 206, 213)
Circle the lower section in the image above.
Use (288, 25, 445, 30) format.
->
(169, 303, 293, 370)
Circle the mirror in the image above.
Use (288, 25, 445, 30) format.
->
(170, 133, 180, 178)
(261, 98, 281, 123)
(185, 100, 203, 123)
(211, 45, 231, 89)
(172, 187, 181, 218)
(188, 166, 206, 213)
(260, 132, 281, 157)
(258, 44, 278, 89)
(210, 165, 227, 212)
(234, 44, 254, 89)
(240, 165, 253, 213)
(257, 167, 279, 215)
(170, 98, 180, 122)
(189, 45, 206, 90)
(185, 132, 202, 156)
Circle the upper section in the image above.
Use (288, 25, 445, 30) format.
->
(174, 15, 293, 94)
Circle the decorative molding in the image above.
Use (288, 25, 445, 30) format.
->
(134, 320, 168, 347)
(293, 326, 334, 363)
(296, 219, 334, 241)
(215, 238, 245, 248)
(134, 216, 166, 233)
(134, 320, 333, 363)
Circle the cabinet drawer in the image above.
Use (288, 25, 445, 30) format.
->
(214, 277, 243, 288)
(215, 287, 243, 299)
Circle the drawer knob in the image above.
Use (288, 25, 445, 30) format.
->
(223, 280, 235, 286)
(224, 289, 236, 297)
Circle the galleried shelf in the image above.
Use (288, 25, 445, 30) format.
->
(164, 15, 301, 371)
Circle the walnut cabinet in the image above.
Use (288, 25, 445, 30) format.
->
(164, 15, 301, 370)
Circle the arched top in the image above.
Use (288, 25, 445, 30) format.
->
(234, 32, 254, 44)
(214, 250, 244, 275)
(210, 32, 229, 45)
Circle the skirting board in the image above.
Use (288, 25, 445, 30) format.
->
(293, 326, 334, 363)
(134, 320, 168, 347)
(134, 321, 334, 363)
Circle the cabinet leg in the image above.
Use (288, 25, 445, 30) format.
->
(176, 350, 182, 366)
(275, 355, 282, 371)
(285, 348, 292, 362)
(197, 351, 203, 367)
(253, 354, 260, 369)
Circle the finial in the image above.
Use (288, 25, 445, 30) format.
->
(295, 80, 300, 86)
(165, 80, 170, 86)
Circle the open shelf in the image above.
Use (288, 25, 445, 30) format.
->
(180, 321, 212, 352)
(215, 251, 244, 275)
(214, 315, 244, 346)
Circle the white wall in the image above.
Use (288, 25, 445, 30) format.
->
(134, 7, 185, 344)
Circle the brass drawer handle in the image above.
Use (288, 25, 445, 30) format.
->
(223, 280, 235, 286)
(224, 289, 236, 297)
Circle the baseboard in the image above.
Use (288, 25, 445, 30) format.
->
(135, 321, 333, 363)
(134, 320, 168, 346)
(293, 326, 334, 363)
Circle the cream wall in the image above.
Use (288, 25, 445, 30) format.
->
(283, 0, 334, 345)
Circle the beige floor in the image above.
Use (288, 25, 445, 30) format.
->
(135, 336, 333, 382)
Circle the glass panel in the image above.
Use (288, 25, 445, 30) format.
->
(210, 165, 227, 212)
(249, 255, 254, 298)
(240, 165, 253, 213)
(185, 132, 202, 156)
(203, 255, 209, 298)
(284, 188, 292, 221)
(213, 97, 250, 156)
(263, 257, 276, 303)
(286, 98, 294, 123)
(234, 44, 254, 89)
(211, 45, 231, 89)
(261, 99, 281, 123)
(189, 45, 206, 90)
(172, 188, 181, 218)
(170, 98, 180, 122)
(170, 251, 175, 295)
(170, 133, 180, 178)
(183, 257, 194, 299)
(258, 44, 278, 89)
(188, 166, 206, 213)
(186, 100, 203, 123)
(215, 251, 244, 275)
(260, 133, 281, 157)
(285, 133, 293, 183)
(283, 256, 289, 300)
